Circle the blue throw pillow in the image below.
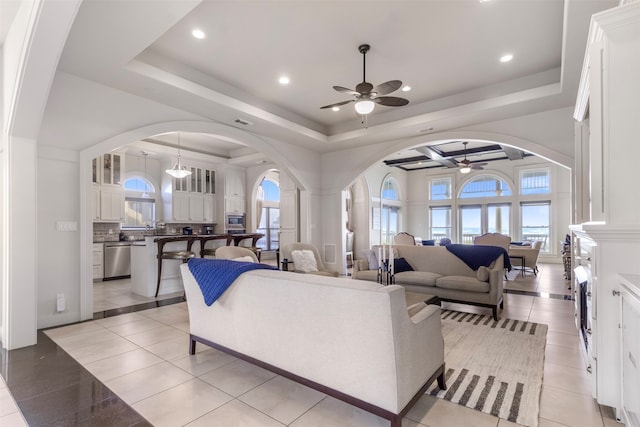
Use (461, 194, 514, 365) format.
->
(384, 257, 414, 273)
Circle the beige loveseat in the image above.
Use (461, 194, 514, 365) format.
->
(353, 245, 505, 320)
(180, 263, 445, 427)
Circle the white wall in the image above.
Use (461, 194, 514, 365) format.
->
(37, 150, 81, 327)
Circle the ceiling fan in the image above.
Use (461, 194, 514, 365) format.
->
(458, 142, 488, 174)
(320, 44, 409, 115)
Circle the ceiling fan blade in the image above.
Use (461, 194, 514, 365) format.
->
(374, 96, 409, 107)
(320, 99, 355, 109)
(333, 86, 359, 96)
(470, 165, 485, 170)
(374, 80, 402, 95)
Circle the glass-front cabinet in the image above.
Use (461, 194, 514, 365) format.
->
(204, 169, 216, 194)
(102, 153, 122, 186)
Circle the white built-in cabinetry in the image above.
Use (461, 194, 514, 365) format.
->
(225, 167, 246, 214)
(571, 2, 640, 419)
(164, 165, 217, 222)
(618, 274, 640, 427)
(92, 152, 125, 222)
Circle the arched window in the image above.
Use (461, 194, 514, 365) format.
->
(123, 176, 156, 228)
(124, 177, 155, 194)
(459, 175, 511, 198)
(256, 176, 280, 251)
(381, 177, 401, 244)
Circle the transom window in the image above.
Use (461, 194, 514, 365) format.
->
(460, 176, 511, 198)
(521, 169, 550, 194)
(430, 177, 452, 200)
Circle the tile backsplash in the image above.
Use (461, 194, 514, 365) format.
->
(93, 222, 218, 242)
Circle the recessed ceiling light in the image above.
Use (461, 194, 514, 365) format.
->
(192, 29, 205, 39)
(331, 106, 340, 112)
(278, 76, 290, 85)
(500, 54, 513, 63)
(401, 85, 411, 92)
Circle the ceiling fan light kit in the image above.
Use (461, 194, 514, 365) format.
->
(321, 43, 409, 122)
(458, 141, 488, 173)
(355, 100, 375, 115)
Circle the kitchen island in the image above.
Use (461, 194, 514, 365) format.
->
(131, 236, 201, 297)
(130, 234, 260, 297)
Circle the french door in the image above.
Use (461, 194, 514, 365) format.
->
(459, 203, 510, 244)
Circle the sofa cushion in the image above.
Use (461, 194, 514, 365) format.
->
(476, 266, 490, 282)
(291, 249, 318, 273)
(384, 257, 413, 273)
(233, 256, 256, 263)
(394, 271, 441, 287)
(362, 249, 379, 270)
(435, 276, 490, 293)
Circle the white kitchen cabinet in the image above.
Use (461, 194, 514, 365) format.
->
(225, 167, 245, 198)
(100, 187, 125, 222)
(203, 195, 217, 222)
(189, 194, 204, 221)
(171, 192, 190, 221)
(92, 151, 125, 222)
(101, 152, 123, 186)
(92, 243, 103, 281)
(204, 169, 216, 195)
(225, 196, 245, 214)
(92, 186, 101, 221)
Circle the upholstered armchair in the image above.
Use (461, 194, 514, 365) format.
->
(281, 243, 338, 277)
(473, 233, 511, 250)
(508, 241, 543, 276)
(394, 232, 416, 245)
(215, 246, 259, 262)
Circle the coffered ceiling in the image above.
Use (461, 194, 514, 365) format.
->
(50, 0, 617, 160)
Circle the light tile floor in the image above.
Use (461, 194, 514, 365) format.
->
(5, 263, 625, 426)
(94, 278, 184, 312)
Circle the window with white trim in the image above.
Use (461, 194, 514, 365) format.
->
(123, 177, 156, 228)
(520, 169, 550, 195)
(430, 177, 452, 200)
(520, 201, 550, 252)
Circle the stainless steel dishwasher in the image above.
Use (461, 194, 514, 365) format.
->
(103, 242, 131, 280)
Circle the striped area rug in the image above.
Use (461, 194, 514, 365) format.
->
(428, 310, 547, 427)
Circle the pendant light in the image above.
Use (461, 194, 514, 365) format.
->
(141, 151, 150, 198)
(165, 133, 192, 179)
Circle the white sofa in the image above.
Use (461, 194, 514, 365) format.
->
(180, 263, 445, 427)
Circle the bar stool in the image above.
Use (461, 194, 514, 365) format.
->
(155, 236, 197, 297)
(199, 234, 233, 258)
(232, 233, 264, 262)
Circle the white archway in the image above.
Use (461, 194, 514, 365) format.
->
(78, 121, 310, 319)
(332, 130, 572, 194)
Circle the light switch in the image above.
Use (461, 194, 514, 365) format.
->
(56, 221, 78, 232)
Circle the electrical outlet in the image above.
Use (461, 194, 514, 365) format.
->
(56, 294, 65, 312)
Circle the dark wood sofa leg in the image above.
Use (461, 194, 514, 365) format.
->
(500, 300, 504, 309)
(437, 372, 447, 390)
(190, 338, 196, 355)
(492, 307, 499, 321)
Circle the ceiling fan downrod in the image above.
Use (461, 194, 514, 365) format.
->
(359, 44, 370, 83)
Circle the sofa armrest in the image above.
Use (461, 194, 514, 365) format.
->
(407, 303, 440, 325)
(353, 259, 370, 272)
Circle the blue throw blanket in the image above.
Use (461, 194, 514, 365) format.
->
(445, 244, 511, 271)
(187, 258, 278, 306)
